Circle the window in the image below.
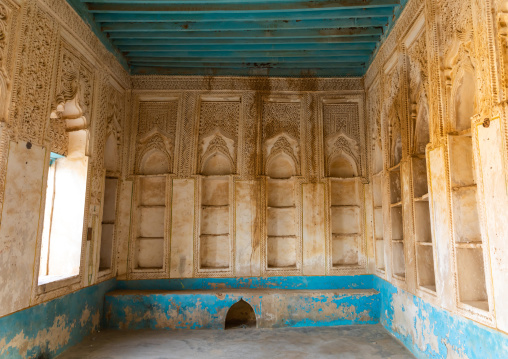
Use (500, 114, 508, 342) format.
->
(39, 129, 89, 285)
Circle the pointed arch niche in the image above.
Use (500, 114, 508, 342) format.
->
(197, 130, 235, 274)
(410, 98, 435, 293)
(225, 299, 257, 329)
(324, 132, 363, 271)
(131, 131, 172, 273)
(382, 55, 406, 281)
(99, 103, 123, 276)
(402, 20, 437, 295)
(445, 55, 490, 313)
(264, 133, 301, 272)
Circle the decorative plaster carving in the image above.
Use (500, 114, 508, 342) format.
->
(177, 92, 198, 177)
(0, 0, 503, 332)
(364, 0, 502, 327)
(12, 3, 58, 144)
(197, 100, 240, 174)
(265, 133, 300, 175)
(323, 103, 362, 176)
(199, 131, 235, 174)
(407, 32, 430, 155)
(37, 0, 129, 88)
(104, 84, 123, 175)
(262, 100, 301, 174)
(496, 1, 508, 100)
(135, 101, 178, 174)
(240, 91, 258, 178)
(132, 76, 363, 92)
(0, 0, 18, 123)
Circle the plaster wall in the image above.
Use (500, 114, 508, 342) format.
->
(376, 276, 508, 359)
(124, 81, 368, 280)
(0, 0, 507, 357)
(104, 289, 379, 330)
(0, 279, 115, 359)
(365, 0, 508, 341)
(0, 0, 129, 321)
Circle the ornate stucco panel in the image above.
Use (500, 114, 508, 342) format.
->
(323, 102, 363, 177)
(197, 99, 240, 174)
(135, 100, 178, 174)
(262, 98, 302, 175)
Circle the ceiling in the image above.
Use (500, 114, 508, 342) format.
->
(68, 0, 408, 77)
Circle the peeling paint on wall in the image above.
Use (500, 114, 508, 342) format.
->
(115, 275, 376, 291)
(0, 279, 115, 359)
(104, 289, 379, 330)
(375, 277, 508, 359)
(2, 275, 507, 359)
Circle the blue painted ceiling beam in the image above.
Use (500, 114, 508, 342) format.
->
(114, 42, 378, 51)
(84, 0, 400, 12)
(129, 61, 365, 69)
(111, 36, 381, 44)
(130, 67, 366, 76)
(100, 18, 388, 32)
(125, 55, 369, 63)
(92, 7, 395, 22)
(123, 50, 372, 58)
(66, 0, 408, 76)
(106, 28, 383, 39)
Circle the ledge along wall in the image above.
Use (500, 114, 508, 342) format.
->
(108, 276, 508, 357)
(1, 276, 508, 358)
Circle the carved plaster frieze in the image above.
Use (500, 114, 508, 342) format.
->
(365, 0, 424, 89)
(11, 2, 58, 145)
(261, 99, 302, 175)
(36, 0, 129, 88)
(265, 133, 300, 173)
(0, 0, 19, 123)
(135, 100, 178, 174)
(132, 76, 364, 92)
(325, 133, 360, 175)
(197, 99, 240, 174)
(198, 130, 235, 174)
(323, 102, 362, 176)
(50, 41, 94, 132)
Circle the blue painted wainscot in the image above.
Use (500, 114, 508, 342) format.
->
(106, 276, 380, 330)
(2, 275, 508, 359)
(375, 276, 508, 359)
(0, 279, 115, 359)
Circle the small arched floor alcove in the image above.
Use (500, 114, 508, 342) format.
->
(224, 299, 257, 329)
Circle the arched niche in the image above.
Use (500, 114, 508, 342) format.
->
(139, 148, 170, 175)
(266, 152, 296, 179)
(453, 68, 476, 132)
(328, 153, 357, 178)
(201, 152, 232, 176)
(104, 133, 119, 173)
(224, 299, 257, 329)
(414, 100, 430, 154)
(373, 139, 383, 174)
(391, 129, 402, 166)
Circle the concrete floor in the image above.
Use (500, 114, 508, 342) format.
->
(58, 325, 415, 359)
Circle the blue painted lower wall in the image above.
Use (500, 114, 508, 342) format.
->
(374, 276, 508, 359)
(104, 289, 380, 330)
(0, 279, 116, 359)
(2, 275, 508, 359)
(115, 274, 376, 291)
